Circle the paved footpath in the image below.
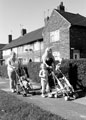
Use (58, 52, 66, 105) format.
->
(0, 77, 86, 120)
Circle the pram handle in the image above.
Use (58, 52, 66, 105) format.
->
(56, 63, 61, 70)
(47, 63, 61, 71)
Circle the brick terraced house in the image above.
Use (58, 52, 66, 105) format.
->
(0, 44, 6, 65)
(2, 2, 86, 64)
(2, 27, 44, 64)
(43, 2, 86, 60)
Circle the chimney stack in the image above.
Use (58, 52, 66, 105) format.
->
(44, 10, 50, 26)
(21, 29, 27, 36)
(8, 34, 12, 43)
(44, 16, 49, 26)
(58, 2, 65, 12)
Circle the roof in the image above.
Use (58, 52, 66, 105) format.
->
(55, 9, 86, 27)
(2, 27, 44, 50)
(0, 44, 7, 50)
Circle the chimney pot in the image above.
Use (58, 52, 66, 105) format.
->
(44, 16, 49, 26)
(8, 34, 12, 43)
(21, 29, 27, 36)
(57, 2, 65, 12)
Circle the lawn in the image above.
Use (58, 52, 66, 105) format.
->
(0, 90, 66, 120)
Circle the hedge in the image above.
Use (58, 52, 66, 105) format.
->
(60, 59, 86, 90)
(0, 59, 86, 90)
(0, 65, 8, 78)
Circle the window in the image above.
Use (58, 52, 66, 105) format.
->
(53, 51, 61, 61)
(17, 46, 25, 54)
(3, 49, 11, 56)
(34, 41, 40, 51)
(50, 30, 60, 42)
(17, 46, 22, 54)
(23, 45, 29, 52)
(23, 45, 27, 52)
(12, 47, 17, 54)
(34, 57, 40, 62)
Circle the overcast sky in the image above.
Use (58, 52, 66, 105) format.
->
(0, 0, 86, 44)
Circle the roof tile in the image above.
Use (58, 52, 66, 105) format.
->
(55, 9, 86, 26)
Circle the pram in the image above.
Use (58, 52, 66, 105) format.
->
(47, 64, 76, 100)
(15, 68, 35, 97)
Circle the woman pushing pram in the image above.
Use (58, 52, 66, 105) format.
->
(42, 48, 56, 91)
(15, 59, 33, 97)
(41, 48, 75, 100)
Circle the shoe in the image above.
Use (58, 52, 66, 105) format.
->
(11, 89, 16, 93)
(41, 94, 45, 98)
(14, 89, 16, 93)
(48, 93, 53, 98)
(17, 91, 21, 95)
(11, 89, 15, 93)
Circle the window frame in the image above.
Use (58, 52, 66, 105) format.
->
(50, 30, 60, 43)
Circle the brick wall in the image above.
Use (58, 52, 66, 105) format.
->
(43, 10, 71, 59)
(0, 51, 2, 59)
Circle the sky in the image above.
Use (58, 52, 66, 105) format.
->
(0, 0, 86, 44)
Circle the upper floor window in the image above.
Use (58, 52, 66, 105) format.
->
(50, 30, 60, 42)
(12, 47, 17, 54)
(18, 46, 23, 54)
(3, 49, 11, 56)
(53, 51, 61, 61)
(23, 44, 29, 52)
(29, 44, 34, 51)
(34, 57, 40, 62)
(34, 41, 40, 51)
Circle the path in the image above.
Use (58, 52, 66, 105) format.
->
(0, 77, 86, 120)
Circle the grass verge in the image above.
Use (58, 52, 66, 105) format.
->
(0, 90, 67, 120)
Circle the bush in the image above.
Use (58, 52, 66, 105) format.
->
(0, 65, 8, 78)
(26, 62, 41, 83)
(0, 90, 66, 120)
(60, 59, 86, 90)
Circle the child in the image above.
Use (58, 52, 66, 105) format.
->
(39, 63, 49, 97)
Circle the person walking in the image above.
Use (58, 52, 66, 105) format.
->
(7, 51, 17, 92)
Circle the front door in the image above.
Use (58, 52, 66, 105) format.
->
(73, 50, 80, 59)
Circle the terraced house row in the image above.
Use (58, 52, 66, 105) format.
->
(1, 2, 86, 64)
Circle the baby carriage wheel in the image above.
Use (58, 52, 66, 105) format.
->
(32, 91, 36, 95)
(73, 93, 78, 99)
(64, 96, 69, 101)
(54, 94, 58, 98)
(48, 93, 53, 98)
(23, 93, 27, 97)
(17, 91, 21, 95)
